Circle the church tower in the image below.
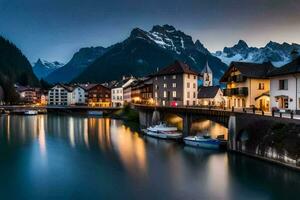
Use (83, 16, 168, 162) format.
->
(201, 61, 213, 87)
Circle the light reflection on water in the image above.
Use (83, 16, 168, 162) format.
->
(0, 114, 299, 199)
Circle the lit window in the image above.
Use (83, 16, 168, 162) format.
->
(155, 92, 158, 98)
(163, 83, 167, 88)
(163, 76, 166, 80)
(163, 91, 167, 98)
(172, 75, 176, 79)
(172, 91, 177, 98)
(172, 83, 176, 88)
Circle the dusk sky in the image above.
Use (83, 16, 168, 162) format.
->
(0, 0, 300, 63)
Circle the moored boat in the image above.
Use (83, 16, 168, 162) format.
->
(143, 122, 182, 140)
(88, 111, 103, 116)
(24, 110, 38, 115)
(184, 134, 221, 150)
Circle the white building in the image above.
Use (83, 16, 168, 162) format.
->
(71, 86, 86, 105)
(111, 76, 136, 107)
(269, 56, 300, 112)
(48, 84, 86, 106)
(48, 84, 73, 106)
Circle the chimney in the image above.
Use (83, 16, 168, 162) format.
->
(291, 49, 299, 60)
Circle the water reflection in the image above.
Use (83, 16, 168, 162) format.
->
(0, 114, 300, 199)
(191, 119, 228, 139)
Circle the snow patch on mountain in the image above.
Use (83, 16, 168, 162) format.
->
(214, 40, 300, 67)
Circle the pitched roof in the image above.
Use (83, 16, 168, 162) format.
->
(220, 61, 275, 82)
(201, 61, 212, 74)
(152, 60, 199, 76)
(112, 77, 135, 88)
(198, 86, 221, 98)
(79, 83, 99, 91)
(58, 84, 73, 92)
(268, 56, 300, 77)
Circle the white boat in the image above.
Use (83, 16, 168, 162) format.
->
(143, 123, 182, 140)
(24, 110, 38, 115)
(184, 134, 221, 150)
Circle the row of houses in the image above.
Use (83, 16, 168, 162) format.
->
(41, 60, 222, 107)
(221, 51, 300, 113)
(15, 50, 300, 114)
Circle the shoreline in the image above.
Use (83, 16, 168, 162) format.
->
(232, 150, 300, 172)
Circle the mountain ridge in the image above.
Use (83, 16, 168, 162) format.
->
(215, 40, 300, 67)
(73, 24, 228, 83)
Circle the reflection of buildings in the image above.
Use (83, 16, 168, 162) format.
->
(190, 119, 228, 140)
(110, 121, 147, 176)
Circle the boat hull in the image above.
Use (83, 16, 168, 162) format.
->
(144, 130, 182, 140)
(184, 138, 221, 150)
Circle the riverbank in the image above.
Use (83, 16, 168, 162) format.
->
(233, 150, 300, 172)
(110, 105, 139, 122)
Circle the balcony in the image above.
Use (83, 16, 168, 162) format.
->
(223, 87, 248, 97)
(227, 75, 247, 83)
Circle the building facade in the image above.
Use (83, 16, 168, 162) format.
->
(71, 86, 86, 105)
(85, 84, 111, 107)
(152, 61, 198, 106)
(220, 62, 274, 111)
(111, 76, 136, 107)
(269, 56, 300, 112)
(48, 84, 73, 106)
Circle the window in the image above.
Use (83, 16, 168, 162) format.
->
(187, 82, 190, 88)
(172, 91, 177, 98)
(258, 83, 265, 90)
(172, 75, 176, 79)
(163, 83, 167, 88)
(172, 83, 176, 88)
(155, 92, 158, 98)
(163, 76, 166, 80)
(193, 83, 196, 89)
(163, 91, 167, 98)
(187, 92, 190, 98)
(194, 75, 196, 80)
(155, 84, 158, 89)
(188, 74, 190, 79)
(193, 92, 196, 98)
(279, 80, 288, 90)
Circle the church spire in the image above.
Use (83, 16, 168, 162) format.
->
(201, 61, 213, 87)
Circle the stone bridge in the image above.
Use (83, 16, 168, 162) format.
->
(134, 105, 300, 151)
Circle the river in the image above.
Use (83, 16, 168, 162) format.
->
(0, 114, 299, 199)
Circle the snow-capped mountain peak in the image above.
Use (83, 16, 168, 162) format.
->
(32, 58, 64, 79)
(130, 24, 209, 55)
(215, 40, 300, 67)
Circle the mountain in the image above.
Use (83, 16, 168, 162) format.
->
(215, 40, 300, 67)
(45, 46, 107, 83)
(32, 59, 64, 79)
(0, 36, 39, 102)
(74, 24, 228, 83)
